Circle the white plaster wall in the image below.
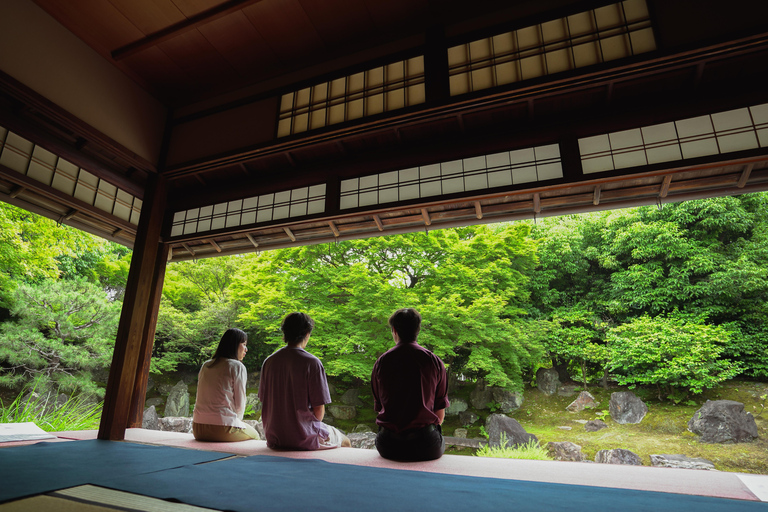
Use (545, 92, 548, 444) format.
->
(0, 0, 166, 166)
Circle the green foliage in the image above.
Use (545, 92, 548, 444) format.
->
(0, 279, 119, 396)
(475, 436, 552, 460)
(0, 386, 102, 431)
(608, 315, 741, 399)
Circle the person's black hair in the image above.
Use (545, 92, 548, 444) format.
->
(388, 308, 421, 343)
(281, 312, 315, 345)
(208, 328, 247, 367)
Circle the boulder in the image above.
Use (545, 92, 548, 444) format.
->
(485, 414, 538, 448)
(245, 393, 262, 415)
(159, 416, 193, 433)
(459, 411, 479, 426)
(446, 398, 468, 416)
(547, 441, 587, 462)
(609, 391, 648, 424)
(453, 428, 468, 438)
(491, 388, 523, 413)
(585, 420, 608, 432)
(536, 368, 561, 395)
(246, 371, 260, 389)
(243, 420, 264, 439)
(688, 400, 758, 443)
(352, 424, 373, 433)
(595, 448, 642, 465)
(558, 385, 579, 397)
(142, 405, 160, 430)
(348, 432, 376, 450)
(650, 454, 715, 470)
(470, 380, 493, 409)
(327, 404, 357, 420)
(145, 397, 164, 408)
(341, 388, 365, 407)
(164, 380, 190, 417)
(566, 391, 599, 412)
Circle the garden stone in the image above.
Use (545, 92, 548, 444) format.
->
(459, 411, 479, 426)
(688, 400, 758, 443)
(341, 388, 364, 407)
(348, 432, 376, 450)
(159, 416, 193, 433)
(145, 397, 164, 408)
(353, 424, 373, 433)
(566, 391, 599, 412)
(246, 372, 260, 389)
(446, 398, 468, 416)
(158, 382, 175, 395)
(486, 414, 537, 448)
(585, 420, 608, 432)
(470, 380, 493, 409)
(245, 393, 261, 414)
(454, 428, 468, 438)
(536, 368, 561, 395)
(491, 388, 523, 413)
(164, 380, 190, 417)
(595, 448, 642, 465)
(650, 454, 715, 470)
(558, 385, 579, 397)
(547, 441, 587, 461)
(146, 375, 155, 392)
(327, 404, 356, 420)
(142, 405, 159, 430)
(609, 391, 648, 424)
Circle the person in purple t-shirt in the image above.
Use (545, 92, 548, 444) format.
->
(259, 312, 351, 450)
(372, 308, 449, 461)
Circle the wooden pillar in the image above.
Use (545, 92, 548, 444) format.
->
(98, 174, 168, 440)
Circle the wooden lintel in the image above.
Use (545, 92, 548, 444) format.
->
(112, 227, 123, 237)
(659, 175, 672, 198)
(329, 221, 340, 237)
(63, 209, 78, 221)
(245, 233, 259, 248)
(421, 208, 432, 226)
(286, 152, 296, 167)
(593, 185, 601, 206)
(209, 240, 222, 252)
(284, 227, 296, 241)
(738, 164, 754, 188)
(195, 174, 207, 186)
(533, 193, 541, 213)
(373, 214, 384, 231)
(474, 201, 483, 219)
(182, 242, 196, 256)
(9, 185, 25, 198)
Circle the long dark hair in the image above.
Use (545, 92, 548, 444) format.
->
(207, 328, 247, 367)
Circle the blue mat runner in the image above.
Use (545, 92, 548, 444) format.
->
(0, 440, 230, 503)
(96, 455, 768, 512)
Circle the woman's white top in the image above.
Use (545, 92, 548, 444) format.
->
(192, 358, 248, 428)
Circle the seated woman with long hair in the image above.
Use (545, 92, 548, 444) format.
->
(192, 328, 259, 442)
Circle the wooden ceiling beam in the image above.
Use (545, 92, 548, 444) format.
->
(111, 0, 265, 61)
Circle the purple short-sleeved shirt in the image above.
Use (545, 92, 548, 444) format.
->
(258, 345, 331, 450)
(371, 341, 449, 433)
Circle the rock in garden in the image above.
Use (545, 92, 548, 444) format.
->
(459, 410, 479, 426)
(650, 454, 715, 470)
(470, 380, 493, 409)
(609, 391, 647, 424)
(585, 420, 608, 432)
(142, 405, 159, 430)
(327, 404, 357, 420)
(246, 393, 261, 414)
(164, 380, 190, 417)
(547, 441, 587, 461)
(144, 397, 164, 408)
(159, 416, 193, 433)
(595, 448, 642, 465)
(536, 368, 561, 395)
(348, 432, 376, 450)
(558, 385, 578, 397)
(491, 388, 523, 413)
(341, 388, 364, 406)
(446, 398, 468, 416)
(243, 419, 264, 439)
(454, 428, 468, 438)
(246, 372, 260, 388)
(688, 400, 758, 443)
(486, 414, 538, 448)
(353, 424, 373, 433)
(566, 391, 599, 412)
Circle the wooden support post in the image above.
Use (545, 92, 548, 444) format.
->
(98, 174, 167, 440)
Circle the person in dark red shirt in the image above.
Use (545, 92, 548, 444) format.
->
(371, 308, 449, 461)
